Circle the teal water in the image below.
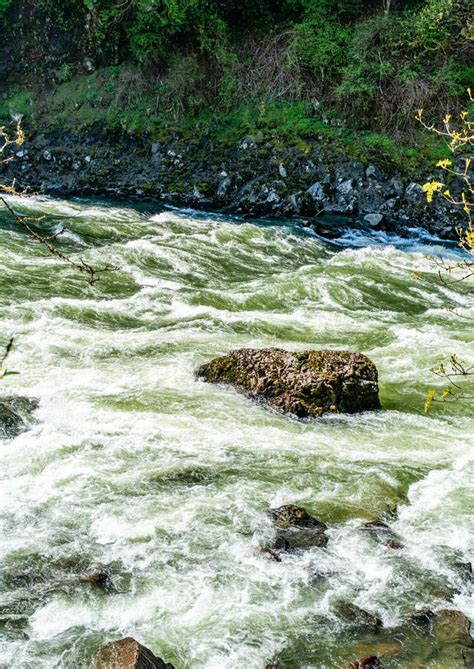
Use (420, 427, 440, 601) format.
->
(0, 196, 473, 668)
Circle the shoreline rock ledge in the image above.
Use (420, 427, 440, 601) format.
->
(196, 348, 380, 417)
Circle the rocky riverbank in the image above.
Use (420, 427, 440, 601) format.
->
(0, 122, 464, 240)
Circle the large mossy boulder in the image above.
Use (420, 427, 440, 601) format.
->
(96, 637, 174, 669)
(197, 348, 380, 417)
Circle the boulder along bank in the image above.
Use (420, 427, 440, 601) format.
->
(0, 122, 465, 240)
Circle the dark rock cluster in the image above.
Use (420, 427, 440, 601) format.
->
(0, 126, 465, 240)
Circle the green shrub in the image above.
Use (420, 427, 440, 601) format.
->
(0, 0, 12, 18)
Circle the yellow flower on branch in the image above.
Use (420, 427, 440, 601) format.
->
(422, 181, 444, 203)
(436, 159, 452, 169)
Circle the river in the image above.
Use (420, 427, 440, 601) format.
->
(0, 196, 473, 668)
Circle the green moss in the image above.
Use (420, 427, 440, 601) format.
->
(0, 89, 36, 124)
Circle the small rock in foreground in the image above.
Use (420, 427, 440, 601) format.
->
(197, 348, 380, 418)
(96, 637, 174, 669)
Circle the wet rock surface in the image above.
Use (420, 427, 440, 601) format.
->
(431, 609, 472, 645)
(0, 125, 464, 240)
(268, 504, 328, 550)
(0, 396, 38, 438)
(404, 608, 435, 626)
(79, 564, 112, 589)
(359, 520, 404, 550)
(334, 602, 383, 629)
(342, 657, 383, 669)
(197, 348, 380, 418)
(463, 646, 474, 668)
(96, 637, 175, 669)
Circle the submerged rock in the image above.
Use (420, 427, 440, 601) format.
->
(343, 657, 383, 669)
(431, 609, 471, 645)
(404, 608, 435, 626)
(462, 647, 474, 668)
(196, 348, 380, 418)
(334, 602, 382, 629)
(0, 396, 39, 438)
(360, 521, 404, 550)
(453, 560, 472, 583)
(269, 504, 328, 549)
(80, 564, 111, 589)
(96, 637, 174, 669)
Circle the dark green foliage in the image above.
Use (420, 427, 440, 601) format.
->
(0, 0, 12, 17)
(2, 0, 473, 160)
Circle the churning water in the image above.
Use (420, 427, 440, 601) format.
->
(0, 197, 473, 668)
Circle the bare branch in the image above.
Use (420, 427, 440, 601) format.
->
(0, 196, 116, 285)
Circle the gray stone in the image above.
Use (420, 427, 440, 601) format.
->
(307, 181, 325, 201)
(217, 177, 231, 197)
(405, 182, 424, 202)
(337, 178, 354, 195)
(269, 504, 328, 549)
(334, 601, 382, 629)
(366, 165, 383, 179)
(363, 213, 384, 227)
(266, 189, 281, 205)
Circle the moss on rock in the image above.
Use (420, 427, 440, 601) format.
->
(196, 347, 380, 417)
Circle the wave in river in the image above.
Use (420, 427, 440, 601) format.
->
(0, 197, 473, 668)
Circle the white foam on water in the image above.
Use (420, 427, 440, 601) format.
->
(0, 199, 473, 667)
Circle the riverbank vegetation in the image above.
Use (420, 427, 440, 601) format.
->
(0, 1, 472, 167)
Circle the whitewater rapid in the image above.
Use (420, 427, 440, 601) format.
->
(0, 197, 473, 668)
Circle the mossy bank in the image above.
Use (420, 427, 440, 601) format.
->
(0, 0, 473, 236)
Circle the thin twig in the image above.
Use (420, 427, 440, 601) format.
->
(0, 197, 116, 285)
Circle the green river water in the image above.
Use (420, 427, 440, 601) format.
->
(0, 196, 473, 668)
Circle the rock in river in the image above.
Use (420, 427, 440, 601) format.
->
(0, 396, 38, 438)
(96, 637, 174, 669)
(334, 601, 382, 629)
(431, 609, 471, 645)
(196, 348, 380, 417)
(343, 657, 383, 669)
(269, 504, 328, 549)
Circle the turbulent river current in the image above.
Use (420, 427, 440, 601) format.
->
(0, 196, 473, 668)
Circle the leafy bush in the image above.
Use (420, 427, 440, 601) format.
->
(3, 0, 474, 144)
(0, 0, 12, 18)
